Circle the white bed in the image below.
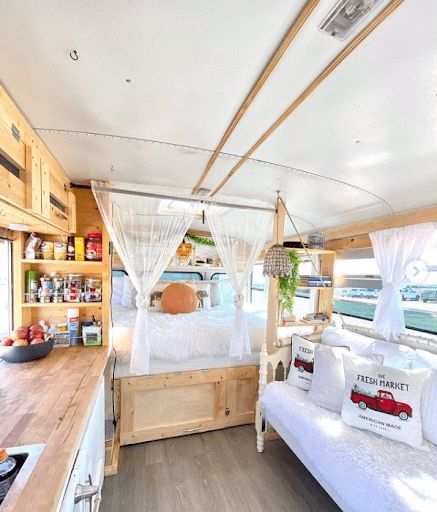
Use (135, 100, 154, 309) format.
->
(261, 381, 437, 512)
(111, 303, 265, 378)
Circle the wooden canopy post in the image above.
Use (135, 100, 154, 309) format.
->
(265, 197, 285, 354)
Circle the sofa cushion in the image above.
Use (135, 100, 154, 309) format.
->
(342, 355, 429, 448)
(261, 381, 437, 512)
(413, 349, 437, 446)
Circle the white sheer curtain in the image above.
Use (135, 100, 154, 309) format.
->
(206, 200, 273, 358)
(92, 181, 194, 374)
(370, 222, 435, 340)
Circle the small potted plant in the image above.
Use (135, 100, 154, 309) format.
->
(278, 249, 300, 323)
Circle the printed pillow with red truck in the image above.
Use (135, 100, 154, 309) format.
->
(287, 335, 316, 390)
(341, 355, 430, 448)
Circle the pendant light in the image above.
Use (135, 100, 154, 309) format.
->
(263, 195, 291, 278)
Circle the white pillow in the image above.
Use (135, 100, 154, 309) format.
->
(364, 340, 417, 369)
(413, 349, 437, 446)
(203, 281, 221, 306)
(191, 282, 211, 310)
(111, 275, 124, 305)
(287, 335, 316, 390)
(121, 275, 134, 308)
(308, 344, 350, 412)
(321, 326, 376, 355)
(341, 355, 429, 448)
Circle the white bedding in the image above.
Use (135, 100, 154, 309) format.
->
(261, 381, 437, 512)
(111, 303, 265, 375)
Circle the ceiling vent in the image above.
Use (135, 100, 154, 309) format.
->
(195, 188, 211, 196)
(319, 0, 382, 40)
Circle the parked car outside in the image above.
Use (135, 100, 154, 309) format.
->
(422, 289, 437, 303)
(345, 288, 379, 299)
(400, 287, 420, 301)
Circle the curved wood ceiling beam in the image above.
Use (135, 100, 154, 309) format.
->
(211, 0, 405, 197)
(191, 0, 320, 195)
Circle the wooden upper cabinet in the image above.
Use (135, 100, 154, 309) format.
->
(0, 84, 76, 234)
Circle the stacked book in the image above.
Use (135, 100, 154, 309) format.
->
(299, 275, 332, 287)
(301, 313, 330, 324)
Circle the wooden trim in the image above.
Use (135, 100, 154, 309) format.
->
(266, 197, 284, 354)
(191, 0, 320, 195)
(211, 0, 405, 196)
(325, 234, 371, 251)
(104, 420, 120, 477)
(323, 205, 437, 241)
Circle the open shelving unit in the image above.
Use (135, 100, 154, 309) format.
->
(13, 189, 111, 346)
(265, 201, 336, 353)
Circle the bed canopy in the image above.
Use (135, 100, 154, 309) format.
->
(92, 180, 273, 374)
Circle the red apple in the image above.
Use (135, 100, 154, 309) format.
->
(0, 338, 13, 346)
(13, 339, 29, 346)
(30, 337, 44, 345)
(12, 327, 28, 341)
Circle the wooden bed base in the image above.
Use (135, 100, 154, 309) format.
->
(118, 365, 258, 445)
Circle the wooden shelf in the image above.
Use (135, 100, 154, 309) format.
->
(165, 265, 225, 272)
(279, 321, 332, 327)
(292, 248, 336, 255)
(21, 259, 103, 271)
(22, 302, 102, 308)
(297, 286, 332, 290)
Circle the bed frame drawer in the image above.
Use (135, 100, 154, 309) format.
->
(119, 365, 258, 445)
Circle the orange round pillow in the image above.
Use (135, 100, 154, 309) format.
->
(161, 283, 197, 314)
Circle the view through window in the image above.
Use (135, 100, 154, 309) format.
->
(333, 236, 437, 335)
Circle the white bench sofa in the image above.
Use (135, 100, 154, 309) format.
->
(257, 326, 437, 512)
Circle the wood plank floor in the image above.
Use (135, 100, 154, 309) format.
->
(101, 425, 341, 512)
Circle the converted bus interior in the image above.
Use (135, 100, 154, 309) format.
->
(0, 1, 436, 511)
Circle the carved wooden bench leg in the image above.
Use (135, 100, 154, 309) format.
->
(255, 400, 265, 453)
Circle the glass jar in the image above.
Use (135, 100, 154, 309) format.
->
(85, 233, 102, 261)
(84, 277, 102, 302)
(38, 274, 53, 303)
(64, 273, 83, 302)
(52, 274, 65, 303)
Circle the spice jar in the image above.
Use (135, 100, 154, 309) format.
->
(39, 274, 53, 303)
(84, 277, 102, 302)
(85, 233, 102, 261)
(51, 274, 65, 303)
(64, 273, 83, 302)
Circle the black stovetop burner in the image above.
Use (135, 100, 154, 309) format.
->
(0, 453, 28, 505)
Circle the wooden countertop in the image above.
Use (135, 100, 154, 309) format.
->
(0, 345, 110, 512)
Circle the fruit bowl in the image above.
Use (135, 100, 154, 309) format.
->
(0, 338, 54, 363)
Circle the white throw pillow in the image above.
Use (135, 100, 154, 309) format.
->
(121, 275, 134, 308)
(203, 281, 221, 306)
(341, 355, 429, 448)
(321, 326, 376, 355)
(287, 335, 316, 390)
(413, 349, 437, 446)
(191, 282, 211, 310)
(308, 344, 350, 412)
(364, 340, 417, 369)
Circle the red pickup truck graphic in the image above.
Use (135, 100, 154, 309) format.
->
(294, 356, 314, 374)
(350, 388, 412, 420)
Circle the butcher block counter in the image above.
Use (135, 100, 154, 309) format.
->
(0, 345, 110, 512)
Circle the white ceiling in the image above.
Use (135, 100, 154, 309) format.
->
(0, 0, 436, 235)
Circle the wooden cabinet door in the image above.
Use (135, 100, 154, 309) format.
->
(225, 366, 258, 422)
(120, 370, 226, 445)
